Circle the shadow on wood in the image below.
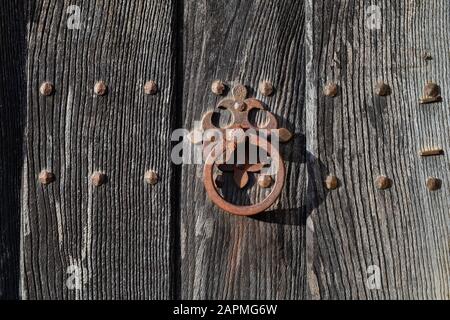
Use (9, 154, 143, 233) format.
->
(252, 149, 329, 226)
(0, 0, 27, 300)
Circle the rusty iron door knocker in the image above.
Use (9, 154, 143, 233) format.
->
(199, 84, 292, 216)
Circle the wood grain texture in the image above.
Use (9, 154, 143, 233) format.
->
(0, 0, 27, 300)
(21, 0, 178, 299)
(307, 0, 450, 299)
(14, 0, 450, 301)
(179, 0, 307, 299)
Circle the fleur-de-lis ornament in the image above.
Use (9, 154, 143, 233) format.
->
(218, 162, 265, 189)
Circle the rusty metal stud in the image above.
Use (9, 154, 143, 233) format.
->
(94, 81, 108, 96)
(325, 175, 339, 190)
(40, 82, 54, 96)
(91, 172, 106, 187)
(145, 170, 159, 185)
(233, 101, 247, 112)
(424, 83, 440, 97)
(426, 177, 441, 191)
(258, 175, 273, 188)
(374, 82, 391, 96)
(375, 175, 392, 190)
(39, 170, 56, 185)
(232, 84, 248, 101)
(420, 148, 444, 157)
(421, 82, 441, 103)
(211, 80, 225, 96)
(259, 81, 274, 97)
(420, 82, 441, 104)
(144, 80, 158, 95)
(323, 83, 338, 97)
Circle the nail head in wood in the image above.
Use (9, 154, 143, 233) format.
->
(144, 80, 158, 95)
(323, 83, 338, 97)
(211, 80, 225, 96)
(374, 82, 391, 96)
(375, 176, 392, 190)
(424, 82, 440, 98)
(420, 148, 444, 157)
(39, 170, 56, 185)
(258, 175, 273, 188)
(325, 175, 339, 190)
(40, 82, 54, 96)
(232, 84, 248, 101)
(420, 82, 442, 104)
(233, 101, 247, 112)
(145, 170, 159, 185)
(426, 177, 441, 191)
(259, 81, 274, 97)
(94, 81, 108, 96)
(91, 172, 106, 187)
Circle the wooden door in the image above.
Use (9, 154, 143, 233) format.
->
(22, 0, 178, 299)
(0, 0, 447, 300)
(308, 0, 449, 299)
(179, 0, 306, 299)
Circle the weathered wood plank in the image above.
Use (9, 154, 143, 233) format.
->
(0, 0, 27, 300)
(22, 0, 178, 299)
(307, 0, 450, 299)
(180, 0, 307, 299)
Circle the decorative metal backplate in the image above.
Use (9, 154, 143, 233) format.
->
(199, 84, 292, 216)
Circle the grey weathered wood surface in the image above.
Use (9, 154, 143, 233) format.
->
(180, 0, 306, 299)
(0, 0, 446, 300)
(21, 0, 178, 299)
(306, 0, 449, 299)
(0, 0, 27, 300)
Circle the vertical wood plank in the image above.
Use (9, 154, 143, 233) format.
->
(0, 0, 27, 300)
(180, 0, 307, 299)
(307, 0, 450, 299)
(22, 0, 178, 299)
